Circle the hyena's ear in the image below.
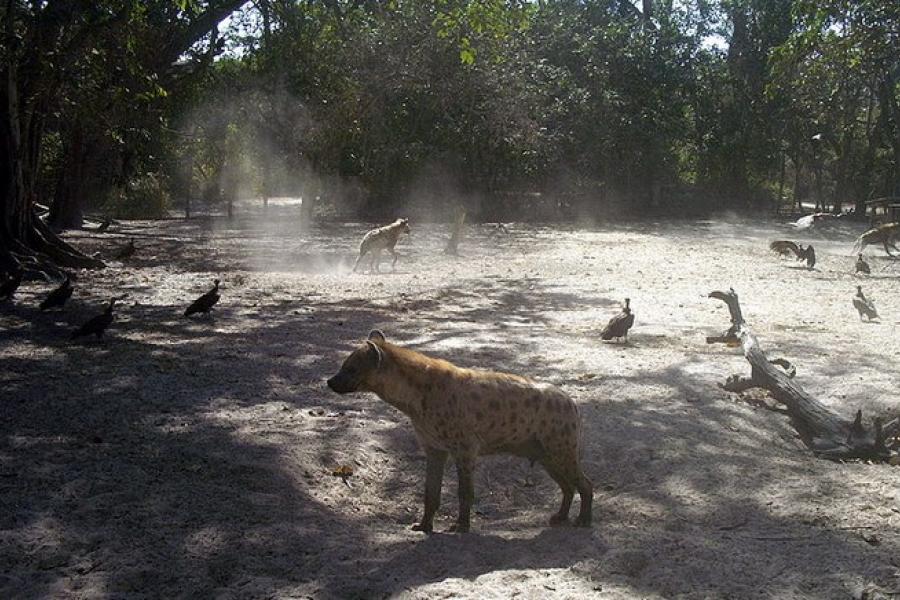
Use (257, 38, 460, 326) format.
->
(368, 329, 386, 343)
(365, 340, 384, 367)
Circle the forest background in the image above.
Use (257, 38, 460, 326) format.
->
(2, 0, 899, 272)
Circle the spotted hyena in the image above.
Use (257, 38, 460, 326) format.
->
(327, 330, 593, 533)
(353, 218, 410, 273)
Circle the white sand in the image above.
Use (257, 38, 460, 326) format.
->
(1, 211, 898, 599)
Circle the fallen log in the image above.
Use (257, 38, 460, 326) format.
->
(707, 288, 898, 462)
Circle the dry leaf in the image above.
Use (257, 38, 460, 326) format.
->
(332, 465, 353, 478)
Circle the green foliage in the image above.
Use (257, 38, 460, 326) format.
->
(18, 0, 899, 221)
(103, 173, 172, 219)
(769, 0, 900, 208)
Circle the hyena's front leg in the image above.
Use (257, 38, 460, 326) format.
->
(450, 452, 476, 533)
(412, 448, 448, 533)
(352, 250, 367, 273)
(371, 248, 383, 272)
(390, 247, 400, 270)
(885, 238, 900, 257)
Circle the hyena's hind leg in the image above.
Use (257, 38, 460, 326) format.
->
(574, 469, 593, 526)
(541, 453, 593, 527)
(540, 457, 575, 525)
(450, 451, 477, 533)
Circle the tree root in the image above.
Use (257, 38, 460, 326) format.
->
(31, 216, 104, 269)
(1, 215, 104, 281)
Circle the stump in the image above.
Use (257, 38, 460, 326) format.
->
(443, 207, 467, 256)
(707, 289, 898, 462)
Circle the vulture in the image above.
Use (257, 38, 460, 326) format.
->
(114, 239, 136, 260)
(601, 298, 635, 343)
(790, 212, 841, 230)
(855, 254, 871, 275)
(72, 298, 119, 339)
(184, 279, 220, 317)
(852, 286, 879, 321)
(40, 276, 74, 311)
(769, 240, 816, 269)
(804, 244, 816, 269)
(0, 267, 23, 301)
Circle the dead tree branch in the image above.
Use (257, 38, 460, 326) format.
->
(707, 288, 897, 462)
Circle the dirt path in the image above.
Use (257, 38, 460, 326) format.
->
(2, 208, 899, 599)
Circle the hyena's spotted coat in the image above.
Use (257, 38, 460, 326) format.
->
(353, 218, 410, 273)
(327, 330, 593, 533)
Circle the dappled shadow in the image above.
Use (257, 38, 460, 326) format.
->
(343, 350, 898, 598)
(1, 296, 405, 598)
(3, 216, 899, 598)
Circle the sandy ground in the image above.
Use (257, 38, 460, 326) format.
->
(1, 203, 899, 599)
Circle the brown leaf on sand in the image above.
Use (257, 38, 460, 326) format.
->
(332, 465, 353, 478)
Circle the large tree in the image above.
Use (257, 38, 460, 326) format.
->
(0, 0, 244, 277)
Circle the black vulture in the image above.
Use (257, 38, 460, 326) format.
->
(40, 276, 74, 311)
(114, 239, 136, 260)
(184, 279, 221, 317)
(769, 240, 815, 268)
(0, 267, 23, 301)
(72, 298, 119, 339)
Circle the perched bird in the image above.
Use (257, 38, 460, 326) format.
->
(96, 218, 112, 233)
(769, 240, 815, 268)
(855, 254, 870, 275)
(601, 298, 635, 343)
(0, 267, 23, 301)
(184, 279, 220, 317)
(852, 286, 879, 321)
(40, 276, 74, 311)
(71, 297, 119, 339)
(114, 239, 136, 260)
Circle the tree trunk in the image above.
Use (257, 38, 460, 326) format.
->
(881, 69, 900, 196)
(48, 124, 87, 231)
(443, 207, 466, 255)
(262, 161, 270, 210)
(792, 155, 802, 212)
(641, 0, 652, 23)
(706, 289, 898, 462)
(776, 149, 786, 213)
(1, 1, 102, 277)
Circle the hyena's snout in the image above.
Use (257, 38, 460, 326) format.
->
(327, 372, 356, 394)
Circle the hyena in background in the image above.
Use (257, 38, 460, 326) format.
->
(353, 218, 411, 273)
(853, 222, 900, 257)
(327, 330, 593, 533)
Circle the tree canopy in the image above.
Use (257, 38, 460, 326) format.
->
(2, 0, 899, 274)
